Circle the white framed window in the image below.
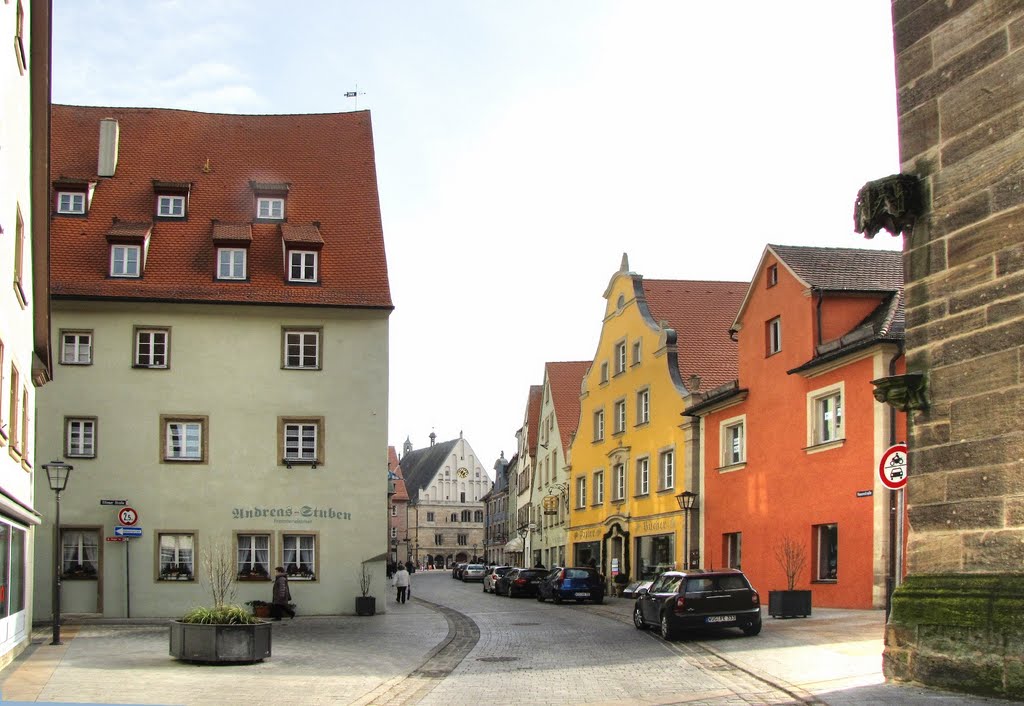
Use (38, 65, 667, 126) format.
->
(61, 529, 99, 579)
(283, 329, 321, 369)
(767, 264, 778, 287)
(56, 191, 85, 214)
(288, 250, 318, 282)
(257, 197, 285, 220)
(814, 523, 838, 581)
(390, 526, 397, 538)
(593, 471, 604, 505)
(615, 341, 627, 374)
(280, 417, 324, 466)
(158, 533, 194, 581)
(636, 457, 649, 496)
(636, 388, 650, 425)
(157, 195, 186, 218)
(721, 415, 746, 466)
(613, 463, 626, 501)
(724, 532, 742, 569)
(61, 331, 93, 365)
(162, 415, 206, 462)
(767, 316, 782, 355)
(217, 248, 247, 280)
(632, 340, 641, 365)
(613, 399, 626, 433)
(134, 328, 169, 368)
(600, 362, 609, 384)
(13, 206, 26, 306)
(808, 383, 844, 447)
(659, 449, 675, 490)
(111, 245, 141, 277)
(65, 417, 96, 458)
(282, 533, 316, 580)
(593, 409, 604, 441)
(575, 476, 587, 508)
(237, 533, 271, 579)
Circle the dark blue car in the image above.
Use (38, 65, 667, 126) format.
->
(536, 567, 605, 604)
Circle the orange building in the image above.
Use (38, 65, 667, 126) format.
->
(686, 245, 906, 609)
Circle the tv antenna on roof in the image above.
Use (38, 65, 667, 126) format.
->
(344, 83, 366, 110)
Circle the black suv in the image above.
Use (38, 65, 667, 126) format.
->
(632, 569, 761, 640)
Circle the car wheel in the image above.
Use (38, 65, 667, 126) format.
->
(660, 614, 676, 641)
(742, 620, 762, 636)
(553, 593, 563, 605)
(633, 606, 646, 630)
(536, 593, 545, 602)
(593, 594, 604, 605)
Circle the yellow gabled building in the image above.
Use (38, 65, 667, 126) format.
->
(567, 255, 745, 586)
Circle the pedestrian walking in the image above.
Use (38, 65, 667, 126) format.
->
(394, 565, 410, 603)
(271, 566, 295, 620)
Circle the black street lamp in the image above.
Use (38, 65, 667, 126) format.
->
(675, 490, 699, 570)
(43, 460, 73, 646)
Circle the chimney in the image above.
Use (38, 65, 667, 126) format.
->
(98, 118, 119, 177)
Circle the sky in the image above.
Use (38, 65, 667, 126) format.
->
(52, 1, 903, 477)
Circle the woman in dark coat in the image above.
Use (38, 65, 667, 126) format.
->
(271, 566, 295, 620)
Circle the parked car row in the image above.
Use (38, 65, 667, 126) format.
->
(467, 564, 763, 642)
(451, 562, 487, 582)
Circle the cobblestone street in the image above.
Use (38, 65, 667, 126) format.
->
(0, 572, 1013, 705)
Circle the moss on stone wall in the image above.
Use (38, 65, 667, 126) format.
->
(886, 574, 1024, 700)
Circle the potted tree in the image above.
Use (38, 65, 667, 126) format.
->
(355, 560, 376, 616)
(768, 535, 812, 618)
(169, 540, 272, 663)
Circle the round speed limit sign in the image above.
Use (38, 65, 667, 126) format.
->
(118, 507, 139, 525)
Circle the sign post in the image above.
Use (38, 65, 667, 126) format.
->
(114, 507, 140, 618)
(879, 443, 908, 593)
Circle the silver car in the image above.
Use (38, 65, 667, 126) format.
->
(483, 565, 512, 593)
(461, 563, 487, 582)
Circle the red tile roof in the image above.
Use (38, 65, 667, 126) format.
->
(545, 361, 590, 451)
(50, 105, 392, 309)
(640, 279, 747, 392)
(388, 445, 409, 502)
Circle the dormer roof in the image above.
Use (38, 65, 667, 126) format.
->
(49, 105, 392, 309)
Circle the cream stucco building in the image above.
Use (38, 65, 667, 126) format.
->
(34, 105, 392, 617)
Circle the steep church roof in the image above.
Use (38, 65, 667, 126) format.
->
(397, 439, 459, 500)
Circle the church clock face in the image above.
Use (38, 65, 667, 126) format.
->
(457, 467, 469, 479)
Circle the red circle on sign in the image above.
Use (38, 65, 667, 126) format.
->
(879, 443, 908, 490)
(118, 507, 139, 525)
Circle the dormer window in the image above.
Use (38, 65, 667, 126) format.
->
(251, 181, 290, 222)
(289, 251, 318, 282)
(258, 198, 285, 220)
(153, 181, 191, 220)
(105, 221, 152, 279)
(57, 192, 85, 214)
(281, 223, 324, 284)
(111, 245, 141, 277)
(211, 222, 252, 281)
(53, 178, 96, 215)
(158, 195, 185, 218)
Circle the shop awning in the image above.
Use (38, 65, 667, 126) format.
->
(503, 536, 523, 552)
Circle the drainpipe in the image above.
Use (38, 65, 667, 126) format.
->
(886, 342, 905, 618)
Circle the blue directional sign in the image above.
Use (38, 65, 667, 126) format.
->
(114, 526, 143, 537)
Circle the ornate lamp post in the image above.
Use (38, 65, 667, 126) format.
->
(675, 491, 699, 570)
(42, 460, 73, 645)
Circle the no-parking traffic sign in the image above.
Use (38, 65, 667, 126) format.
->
(879, 443, 908, 490)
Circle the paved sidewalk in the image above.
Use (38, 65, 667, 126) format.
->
(0, 586, 1015, 705)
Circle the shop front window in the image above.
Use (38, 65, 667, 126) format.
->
(634, 533, 674, 580)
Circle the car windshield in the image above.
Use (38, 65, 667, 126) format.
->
(565, 569, 594, 579)
(467, 564, 484, 570)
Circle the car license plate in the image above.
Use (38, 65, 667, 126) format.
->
(574, 592, 590, 597)
(706, 615, 735, 623)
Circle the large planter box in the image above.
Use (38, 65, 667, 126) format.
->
(768, 590, 812, 618)
(355, 596, 376, 616)
(169, 620, 272, 663)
